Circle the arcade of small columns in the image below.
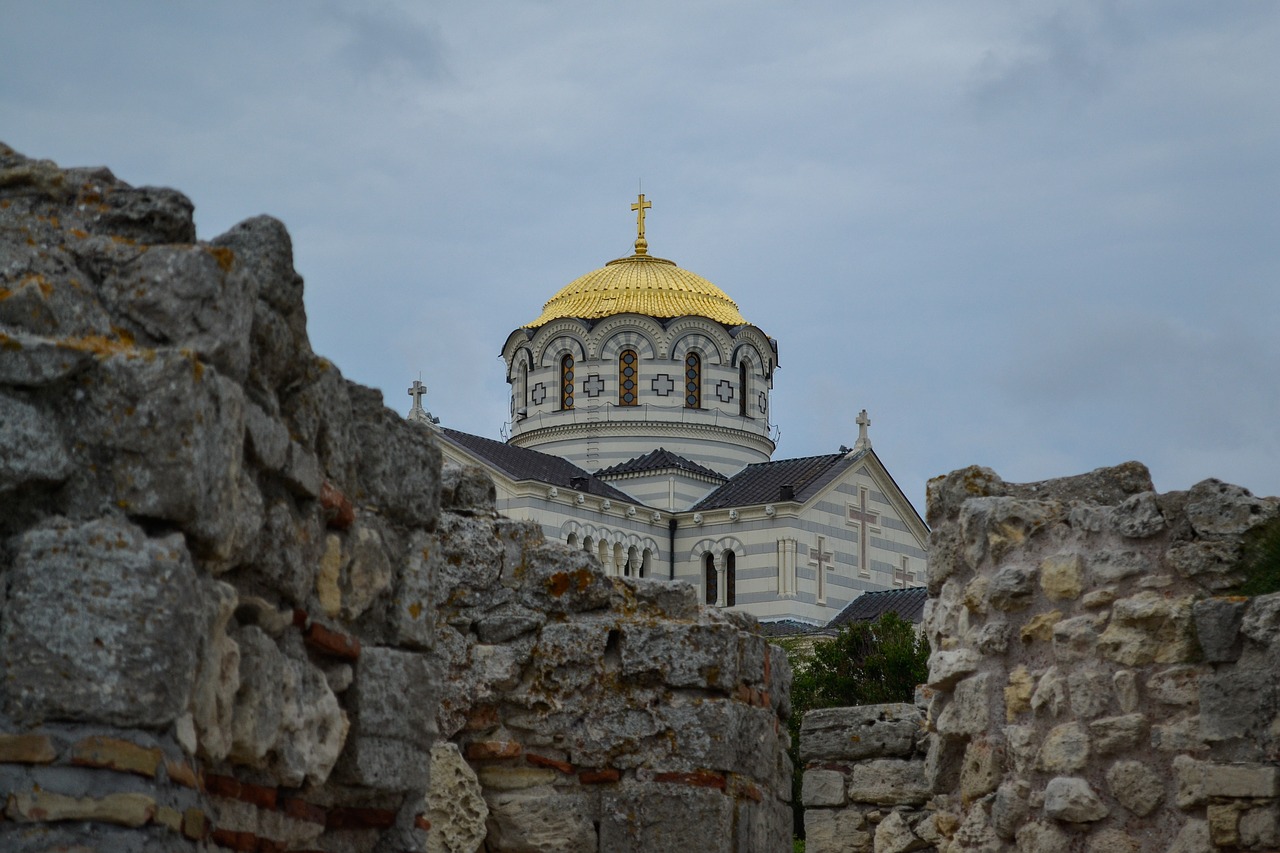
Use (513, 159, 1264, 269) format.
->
(564, 531, 655, 578)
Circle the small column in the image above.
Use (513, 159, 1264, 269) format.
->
(716, 561, 727, 608)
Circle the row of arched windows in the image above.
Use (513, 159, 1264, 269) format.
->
(566, 532, 652, 577)
(554, 351, 755, 413)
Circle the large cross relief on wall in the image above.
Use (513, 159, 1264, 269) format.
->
(846, 486, 880, 580)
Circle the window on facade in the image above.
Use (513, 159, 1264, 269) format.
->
(521, 361, 529, 406)
(738, 359, 750, 418)
(560, 354, 575, 410)
(684, 352, 702, 409)
(724, 550, 736, 606)
(704, 552, 716, 604)
(619, 349, 639, 406)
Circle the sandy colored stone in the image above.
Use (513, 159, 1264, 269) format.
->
(1038, 722, 1088, 773)
(316, 533, 344, 618)
(6, 790, 156, 827)
(428, 742, 488, 853)
(1020, 610, 1062, 643)
(1039, 553, 1083, 601)
(1043, 776, 1108, 823)
(1004, 665, 1034, 721)
(1106, 759, 1164, 816)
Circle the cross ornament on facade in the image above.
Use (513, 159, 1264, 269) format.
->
(631, 193, 652, 256)
(893, 558, 914, 588)
(808, 535, 835, 603)
(848, 488, 879, 578)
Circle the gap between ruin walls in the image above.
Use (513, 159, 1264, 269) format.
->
(798, 461, 1280, 853)
(0, 143, 795, 853)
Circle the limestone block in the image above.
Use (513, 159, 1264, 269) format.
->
(802, 769, 847, 807)
(1014, 820, 1070, 853)
(0, 329, 94, 387)
(618, 622, 741, 689)
(800, 704, 922, 762)
(1042, 776, 1108, 823)
(477, 766, 559, 791)
(1145, 664, 1206, 706)
(804, 807, 872, 853)
(190, 580, 240, 762)
(1152, 714, 1205, 753)
(987, 563, 1038, 611)
(532, 622, 608, 693)
(427, 742, 488, 853)
(1052, 614, 1102, 662)
(1019, 610, 1061, 643)
(1038, 722, 1088, 773)
(99, 242, 255, 381)
(663, 700, 778, 782)
(991, 780, 1030, 839)
(1112, 491, 1166, 538)
(1106, 759, 1164, 816)
(474, 602, 544, 645)
(1040, 553, 1084, 601)
(937, 673, 992, 738)
(1081, 586, 1117, 609)
(1085, 828, 1141, 853)
(350, 394, 442, 529)
(1173, 754, 1206, 809)
(0, 391, 72, 493)
(229, 627, 285, 765)
(959, 737, 1005, 803)
(269, 654, 347, 787)
(5, 790, 156, 827)
(337, 733, 430, 791)
(950, 800, 1001, 849)
(1199, 667, 1275, 742)
(1097, 591, 1195, 665)
(1239, 804, 1280, 849)
(243, 398, 289, 470)
(1201, 763, 1280, 798)
(924, 732, 964, 792)
(348, 646, 437, 749)
(1030, 666, 1068, 718)
(1004, 666, 1034, 721)
(733, 796, 793, 853)
(1088, 549, 1149, 582)
(1113, 670, 1139, 713)
(1208, 802, 1242, 847)
(963, 575, 990, 614)
(483, 788, 597, 852)
(1192, 597, 1245, 662)
(971, 620, 1011, 655)
(519, 544, 615, 615)
(435, 513, 505, 610)
(340, 519, 393, 620)
(926, 648, 981, 690)
(1089, 714, 1147, 756)
(1185, 478, 1278, 537)
(1166, 540, 1245, 590)
(440, 461, 497, 513)
(1, 516, 201, 727)
(390, 530, 438, 650)
(1167, 819, 1212, 853)
(874, 810, 926, 853)
(599, 784, 732, 853)
(846, 759, 929, 806)
(1240, 592, 1280, 645)
(1066, 670, 1110, 718)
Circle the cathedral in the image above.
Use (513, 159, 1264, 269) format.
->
(416, 196, 927, 628)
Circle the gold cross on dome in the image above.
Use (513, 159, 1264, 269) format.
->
(631, 193, 652, 255)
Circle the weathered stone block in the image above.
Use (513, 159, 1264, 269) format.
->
(1186, 478, 1277, 537)
(803, 807, 872, 853)
(426, 742, 489, 853)
(1043, 776, 1108, 823)
(1, 516, 201, 727)
(991, 780, 1030, 839)
(1038, 722, 1088, 773)
(987, 563, 1037, 611)
(1089, 714, 1147, 756)
(0, 391, 72, 494)
(1192, 597, 1246, 662)
(1067, 669, 1110, 718)
(1146, 665, 1205, 706)
(599, 784, 732, 853)
(1039, 552, 1084, 600)
(959, 737, 1004, 803)
(1106, 759, 1164, 816)
(618, 622, 741, 689)
(925, 648, 980, 689)
(1052, 613, 1102, 662)
(799, 704, 922, 762)
(1097, 591, 1196, 665)
(802, 769, 846, 807)
(846, 759, 929, 805)
(1112, 491, 1166, 538)
(1199, 667, 1275, 742)
(936, 673, 992, 737)
(1201, 763, 1280, 798)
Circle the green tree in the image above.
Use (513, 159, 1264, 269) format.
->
(779, 612, 930, 839)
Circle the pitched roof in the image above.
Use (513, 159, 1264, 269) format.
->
(439, 428, 633, 502)
(596, 447, 725, 481)
(826, 587, 928, 629)
(691, 450, 861, 510)
(756, 619, 822, 638)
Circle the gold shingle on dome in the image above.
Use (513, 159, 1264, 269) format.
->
(524, 194, 748, 328)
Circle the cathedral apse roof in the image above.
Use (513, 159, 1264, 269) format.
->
(440, 428, 632, 501)
(691, 450, 864, 510)
(595, 447, 726, 482)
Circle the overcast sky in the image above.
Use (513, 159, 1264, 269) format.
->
(5, 1, 1278, 509)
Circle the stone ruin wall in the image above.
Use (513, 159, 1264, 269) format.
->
(800, 462, 1280, 853)
(0, 143, 794, 852)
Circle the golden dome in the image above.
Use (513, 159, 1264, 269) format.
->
(525, 253, 747, 328)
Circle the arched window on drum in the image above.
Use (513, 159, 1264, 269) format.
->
(619, 349, 639, 406)
(684, 352, 702, 409)
(559, 354, 575, 411)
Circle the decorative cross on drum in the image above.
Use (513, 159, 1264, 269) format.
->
(848, 489, 879, 578)
(715, 379, 735, 403)
(531, 382, 547, 405)
(651, 374, 675, 396)
(583, 374, 605, 397)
